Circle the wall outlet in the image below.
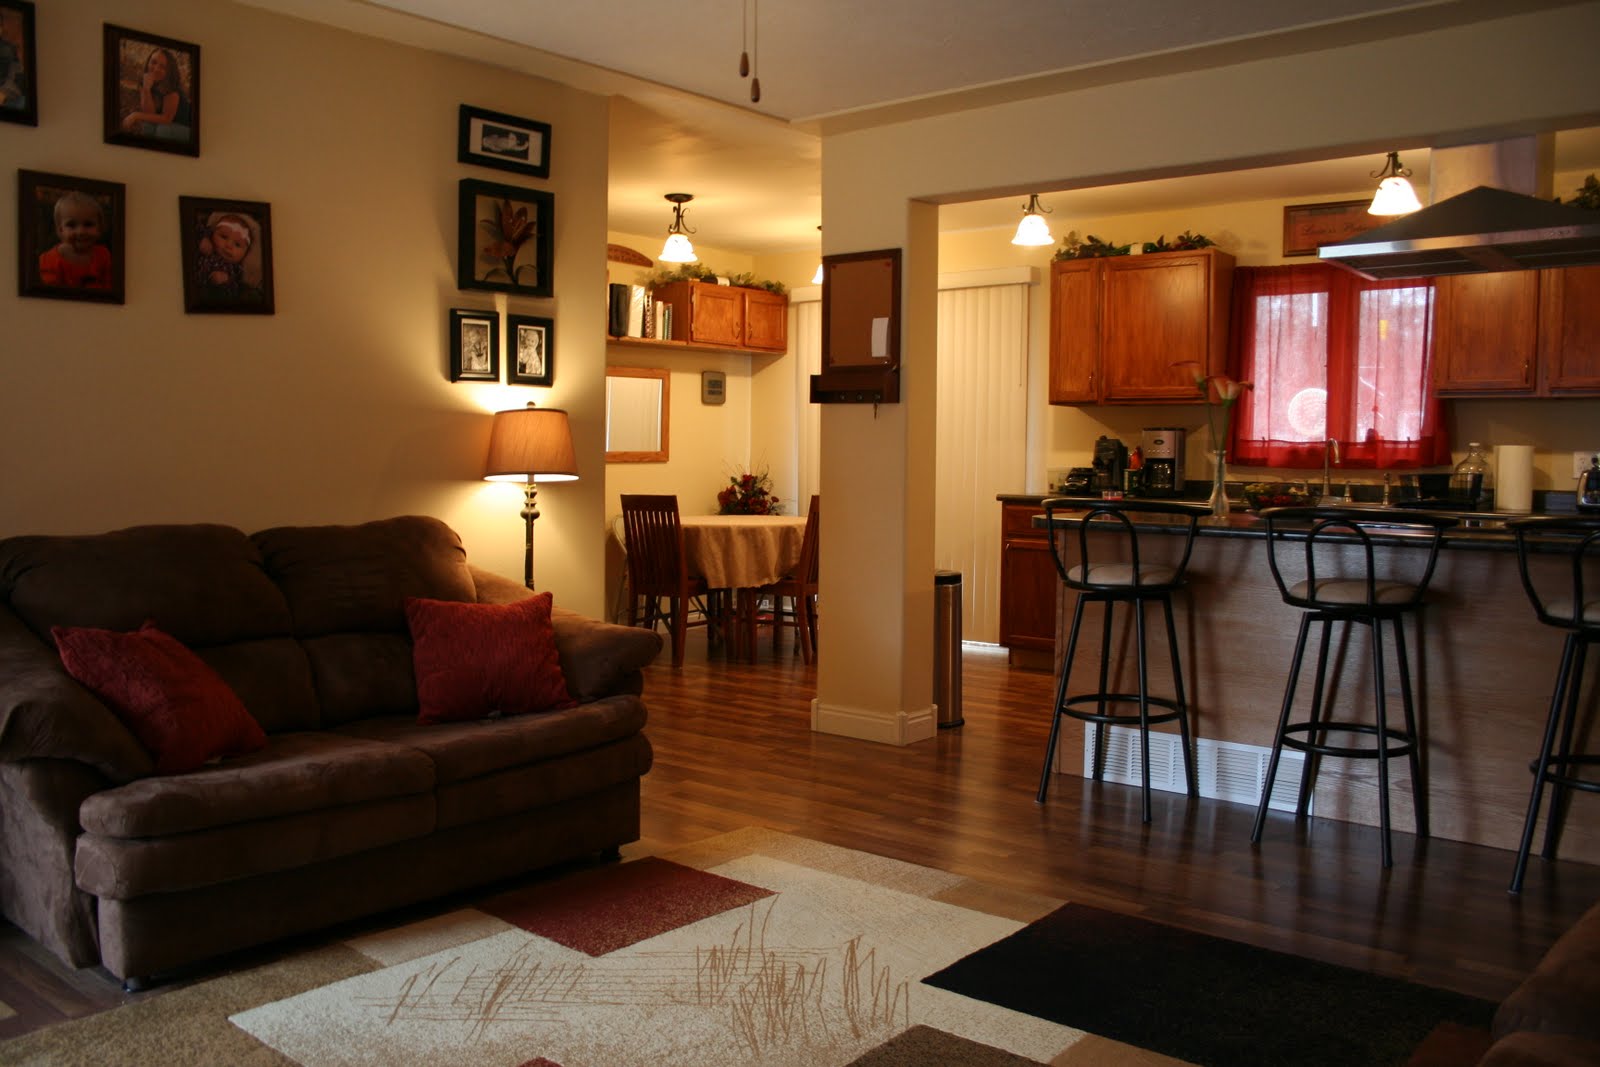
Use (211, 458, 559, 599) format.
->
(1577, 451, 1599, 479)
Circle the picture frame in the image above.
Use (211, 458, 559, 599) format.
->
(458, 104, 551, 179)
(506, 314, 554, 386)
(17, 170, 125, 304)
(103, 24, 200, 156)
(177, 196, 274, 314)
(1282, 199, 1385, 257)
(449, 308, 499, 382)
(458, 178, 554, 298)
(0, 0, 37, 127)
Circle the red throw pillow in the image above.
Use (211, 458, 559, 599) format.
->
(405, 592, 575, 725)
(52, 622, 267, 775)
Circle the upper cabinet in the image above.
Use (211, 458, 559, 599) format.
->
(1049, 248, 1235, 404)
(1434, 265, 1600, 396)
(649, 280, 789, 354)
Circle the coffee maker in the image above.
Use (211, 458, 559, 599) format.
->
(1091, 436, 1128, 494)
(1140, 428, 1186, 497)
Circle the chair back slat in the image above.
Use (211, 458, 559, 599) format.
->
(795, 495, 821, 585)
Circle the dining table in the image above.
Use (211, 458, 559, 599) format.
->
(679, 514, 809, 661)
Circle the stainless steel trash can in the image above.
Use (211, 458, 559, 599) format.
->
(934, 570, 964, 728)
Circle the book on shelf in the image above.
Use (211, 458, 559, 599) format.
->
(607, 283, 629, 337)
(627, 285, 646, 338)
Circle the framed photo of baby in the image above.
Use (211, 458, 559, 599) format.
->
(449, 308, 499, 382)
(103, 24, 199, 156)
(0, 0, 38, 127)
(506, 314, 554, 386)
(16, 170, 125, 304)
(177, 196, 275, 314)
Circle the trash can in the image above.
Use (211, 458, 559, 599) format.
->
(933, 570, 964, 728)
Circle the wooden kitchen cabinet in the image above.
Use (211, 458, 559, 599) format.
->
(650, 280, 789, 354)
(1434, 265, 1600, 395)
(998, 502, 1058, 667)
(1049, 248, 1234, 404)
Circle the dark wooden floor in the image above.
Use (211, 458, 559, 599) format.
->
(3, 629, 1598, 1042)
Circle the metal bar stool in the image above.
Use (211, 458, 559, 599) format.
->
(1250, 506, 1458, 868)
(1035, 497, 1207, 823)
(1505, 515, 1600, 894)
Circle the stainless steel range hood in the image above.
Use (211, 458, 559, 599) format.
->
(1318, 185, 1600, 279)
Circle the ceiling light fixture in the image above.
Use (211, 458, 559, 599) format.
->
(658, 193, 697, 263)
(1010, 193, 1055, 246)
(1368, 151, 1423, 216)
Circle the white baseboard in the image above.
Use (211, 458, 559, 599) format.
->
(811, 698, 937, 746)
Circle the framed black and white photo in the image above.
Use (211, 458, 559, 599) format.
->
(449, 308, 499, 382)
(458, 178, 554, 297)
(177, 196, 274, 314)
(17, 170, 125, 303)
(506, 314, 553, 386)
(103, 24, 199, 156)
(458, 104, 550, 178)
(0, 0, 38, 127)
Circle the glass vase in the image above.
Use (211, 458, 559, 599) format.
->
(1209, 450, 1230, 518)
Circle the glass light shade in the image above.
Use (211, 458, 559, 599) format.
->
(811, 262, 824, 285)
(483, 405, 579, 483)
(1011, 211, 1055, 246)
(1369, 176, 1422, 216)
(659, 232, 697, 263)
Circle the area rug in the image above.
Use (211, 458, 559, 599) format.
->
(924, 902, 1497, 1067)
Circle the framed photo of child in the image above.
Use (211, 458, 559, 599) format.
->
(506, 314, 554, 386)
(103, 24, 199, 156)
(0, 0, 38, 127)
(458, 104, 551, 179)
(458, 179, 554, 298)
(16, 170, 125, 303)
(177, 196, 275, 314)
(449, 308, 500, 382)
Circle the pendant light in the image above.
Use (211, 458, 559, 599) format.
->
(658, 193, 697, 263)
(1368, 151, 1423, 216)
(1010, 193, 1055, 246)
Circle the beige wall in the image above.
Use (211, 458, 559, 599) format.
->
(1, 0, 612, 616)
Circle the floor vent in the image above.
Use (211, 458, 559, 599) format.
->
(1083, 725, 1310, 813)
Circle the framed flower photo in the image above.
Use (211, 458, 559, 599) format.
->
(458, 178, 554, 298)
(103, 24, 199, 156)
(449, 307, 499, 382)
(17, 170, 125, 304)
(506, 314, 554, 387)
(177, 196, 274, 314)
(458, 104, 550, 179)
(0, 0, 38, 127)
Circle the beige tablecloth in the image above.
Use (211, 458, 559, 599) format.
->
(681, 515, 807, 588)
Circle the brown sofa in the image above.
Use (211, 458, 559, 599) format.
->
(1481, 899, 1600, 1065)
(0, 516, 661, 986)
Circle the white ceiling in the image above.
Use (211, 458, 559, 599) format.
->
(250, 0, 1599, 254)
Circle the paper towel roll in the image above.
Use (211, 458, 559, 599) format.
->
(1495, 445, 1534, 513)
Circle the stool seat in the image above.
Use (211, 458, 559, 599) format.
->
(1069, 562, 1179, 588)
(1288, 577, 1417, 604)
(1544, 597, 1600, 624)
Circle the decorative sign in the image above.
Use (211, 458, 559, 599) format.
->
(1282, 199, 1386, 257)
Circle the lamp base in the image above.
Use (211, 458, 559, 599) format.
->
(520, 482, 539, 590)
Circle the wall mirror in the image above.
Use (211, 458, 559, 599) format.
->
(605, 367, 670, 462)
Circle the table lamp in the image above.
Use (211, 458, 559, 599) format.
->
(483, 402, 578, 589)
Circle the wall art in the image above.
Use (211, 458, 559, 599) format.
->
(458, 104, 550, 179)
(177, 196, 275, 314)
(458, 178, 554, 297)
(0, 0, 37, 126)
(449, 307, 499, 382)
(103, 24, 199, 156)
(17, 169, 125, 303)
(506, 313, 554, 386)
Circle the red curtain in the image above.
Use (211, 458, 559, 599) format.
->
(1228, 264, 1451, 469)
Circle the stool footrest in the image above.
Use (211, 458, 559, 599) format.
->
(1528, 753, 1600, 794)
(1058, 692, 1186, 728)
(1280, 720, 1416, 760)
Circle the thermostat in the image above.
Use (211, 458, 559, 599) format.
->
(701, 370, 726, 405)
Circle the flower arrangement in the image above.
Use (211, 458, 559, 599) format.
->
(717, 468, 781, 515)
(1173, 361, 1252, 457)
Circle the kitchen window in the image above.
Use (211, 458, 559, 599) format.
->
(1228, 264, 1451, 469)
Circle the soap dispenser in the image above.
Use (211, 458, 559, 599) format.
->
(1579, 455, 1600, 514)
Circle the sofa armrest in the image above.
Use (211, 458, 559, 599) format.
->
(0, 605, 153, 781)
(1494, 900, 1600, 1044)
(467, 566, 663, 700)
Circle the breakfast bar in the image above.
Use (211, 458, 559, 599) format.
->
(1032, 505, 1600, 864)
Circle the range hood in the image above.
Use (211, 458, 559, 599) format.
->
(1319, 184, 1600, 279)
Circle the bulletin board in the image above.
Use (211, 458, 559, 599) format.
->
(810, 248, 901, 404)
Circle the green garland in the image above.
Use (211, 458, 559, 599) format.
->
(642, 264, 788, 296)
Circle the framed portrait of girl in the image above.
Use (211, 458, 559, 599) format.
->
(103, 24, 200, 156)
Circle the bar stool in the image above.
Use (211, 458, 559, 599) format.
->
(1250, 506, 1457, 868)
(1035, 497, 1208, 823)
(1505, 515, 1600, 894)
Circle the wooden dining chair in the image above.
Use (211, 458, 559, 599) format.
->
(758, 495, 820, 664)
(619, 494, 717, 667)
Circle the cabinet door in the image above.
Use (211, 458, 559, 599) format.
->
(1540, 265, 1600, 394)
(1000, 538, 1059, 651)
(1433, 272, 1538, 393)
(1048, 259, 1099, 403)
(688, 284, 743, 346)
(743, 289, 789, 352)
(1098, 253, 1219, 401)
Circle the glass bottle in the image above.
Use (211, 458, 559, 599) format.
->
(1453, 442, 1491, 509)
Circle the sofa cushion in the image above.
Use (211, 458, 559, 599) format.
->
(300, 632, 420, 726)
(406, 593, 574, 724)
(434, 732, 653, 828)
(53, 622, 267, 775)
(1494, 900, 1600, 1043)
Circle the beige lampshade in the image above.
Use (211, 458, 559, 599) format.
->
(483, 404, 579, 483)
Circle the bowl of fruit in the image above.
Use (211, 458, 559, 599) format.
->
(1241, 483, 1315, 511)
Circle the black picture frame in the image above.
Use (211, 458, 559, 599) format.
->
(506, 314, 554, 386)
(458, 104, 551, 179)
(103, 24, 200, 157)
(449, 308, 499, 382)
(0, 1, 38, 127)
(458, 178, 554, 297)
(177, 196, 274, 314)
(17, 169, 126, 304)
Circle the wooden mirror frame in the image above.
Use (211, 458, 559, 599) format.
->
(605, 366, 670, 462)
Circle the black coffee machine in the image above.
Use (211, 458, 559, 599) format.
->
(1092, 436, 1127, 493)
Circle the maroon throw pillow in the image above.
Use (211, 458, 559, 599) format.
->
(405, 592, 576, 725)
(52, 622, 267, 775)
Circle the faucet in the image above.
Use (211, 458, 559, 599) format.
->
(1321, 438, 1341, 503)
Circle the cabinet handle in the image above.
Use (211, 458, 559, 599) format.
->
(1523, 359, 1531, 383)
